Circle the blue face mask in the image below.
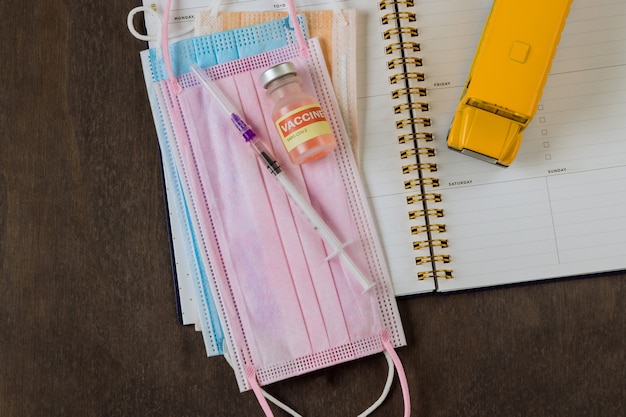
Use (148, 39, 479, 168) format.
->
(135, 15, 309, 357)
(147, 15, 308, 82)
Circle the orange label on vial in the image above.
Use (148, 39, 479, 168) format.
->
(275, 104, 333, 151)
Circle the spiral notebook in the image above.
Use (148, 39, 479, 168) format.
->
(365, 0, 626, 295)
(145, 0, 626, 298)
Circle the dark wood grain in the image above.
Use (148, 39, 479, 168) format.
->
(1, 2, 624, 416)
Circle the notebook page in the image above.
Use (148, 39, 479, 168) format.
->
(420, 0, 626, 291)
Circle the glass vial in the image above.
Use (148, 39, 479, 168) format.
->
(261, 62, 337, 165)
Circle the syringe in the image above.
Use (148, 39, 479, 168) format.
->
(190, 64, 375, 292)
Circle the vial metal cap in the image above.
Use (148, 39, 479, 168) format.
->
(260, 62, 297, 89)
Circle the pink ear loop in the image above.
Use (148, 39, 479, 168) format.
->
(382, 330, 412, 417)
(286, 0, 309, 57)
(161, 0, 183, 94)
(246, 365, 275, 417)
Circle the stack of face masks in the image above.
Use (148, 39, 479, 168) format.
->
(129, 1, 410, 415)
(130, 3, 359, 335)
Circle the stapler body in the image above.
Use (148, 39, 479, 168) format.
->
(447, 0, 572, 166)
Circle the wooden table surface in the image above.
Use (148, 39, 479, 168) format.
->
(1, 2, 624, 416)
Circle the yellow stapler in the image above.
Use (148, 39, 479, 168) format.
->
(447, 0, 572, 166)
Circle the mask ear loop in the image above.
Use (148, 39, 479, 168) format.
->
(126, 6, 194, 42)
(328, 0, 349, 26)
(358, 352, 395, 417)
(193, 0, 223, 34)
(206, 0, 222, 18)
(241, 333, 409, 417)
(162, 0, 183, 94)
(380, 329, 412, 417)
(285, 0, 309, 57)
(246, 366, 276, 417)
(222, 349, 302, 417)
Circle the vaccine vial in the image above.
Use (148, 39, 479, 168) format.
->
(261, 62, 337, 165)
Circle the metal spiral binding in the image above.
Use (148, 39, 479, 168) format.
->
(416, 254, 451, 266)
(406, 193, 441, 204)
(388, 57, 423, 69)
(413, 239, 449, 250)
(381, 11, 416, 25)
(404, 178, 439, 189)
(400, 147, 435, 158)
(411, 224, 446, 234)
(380, 0, 452, 283)
(390, 71, 425, 84)
(417, 270, 454, 281)
(398, 132, 432, 144)
(383, 27, 419, 40)
(402, 162, 437, 174)
(392, 86, 427, 99)
(394, 102, 429, 113)
(379, 0, 415, 9)
(396, 117, 430, 129)
(408, 208, 444, 219)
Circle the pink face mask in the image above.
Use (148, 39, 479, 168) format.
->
(154, 2, 410, 416)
